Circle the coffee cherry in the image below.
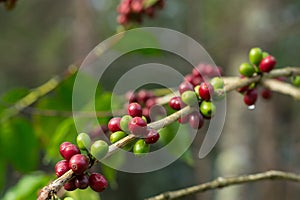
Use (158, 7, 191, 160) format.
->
(184, 74, 194, 83)
(262, 51, 269, 59)
(69, 154, 89, 175)
(181, 91, 198, 106)
(76, 133, 91, 150)
(291, 76, 300, 87)
(243, 89, 258, 106)
(125, 91, 137, 103)
(145, 129, 160, 144)
(259, 55, 276, 72)
(120, 115, 132, 132)
(90, 140, 109, 160)
(108, 117, 122, 133)
(194, 85, 201, 97)
(199, 82, 214, 101)
(64, 197, 75, 200)
(110, 131, 127, 144)
(239, 63, 255, 77)
(178, 81, 194, 94)
(133, 139, 150, 155)
(145, 98, 156, 108)
(178, 114, 189, 124)
(210, 77, 224, 90)
(169, 96, 185, 110)
(60, 142, 71, 153)
(64, 179, 77, 191)
(89, 173, 108, 192)
(75, 174, 89, 189)
(60, 143, 80, 161)
(128, 117, 147, 136)
(249, 47, 263, 65)
(127, 102, 143, 117)
(261, 88, 272, 99)
(189, 111, 204, 129)
(55, 160, 70, 177)
(200, 101, 216, 118)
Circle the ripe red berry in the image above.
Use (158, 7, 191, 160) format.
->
(127, 102, 143, 117)
(261, 88, 272, 99)
(55, 160, 70, 177)
(137, 90, 153, 103)
(59, 142, 71, 153)
(243, 89, 258, 106)
(259, 55, 276, 72)
(199, 82, 214, 101)
(69, 154, 89, 175)
(89, 173, 108, 192)
(178, 81, 194, 94)
(75, 174, 89, 189)
(128, 117, 147, 136)
(64, 179, 77, 191)
(169, 96, 185, 110)
(145, 98, 156, 108)
(125, 91, 137, 103)
(184, 74, 194, 83)
(145, 129, 160, 144)
(189, 112, 204, 129)
(108, 117, 122, 133)
(178, 114, 189, 124)
(60, 143, 80, 161)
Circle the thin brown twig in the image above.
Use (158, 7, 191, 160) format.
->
(262, 79, 300, 100)
(145, 170, 300, 200)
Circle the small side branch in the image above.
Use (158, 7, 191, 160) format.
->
(145, 170, 300, 200)
(262, 79, 300, 100)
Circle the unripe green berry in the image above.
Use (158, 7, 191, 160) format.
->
(200, 101, 216, 118)
(194, 85, 201, 98)
(90, 140, 109, 160)
(64, 197, 75, 200)
(291, 76, 300, 87)
(262, 51, 269, 59)
(76, 133, 91, 150)
(133, 139, 150, 156)
(239, 63, 255, 77)
(181, 91, 198, 106)
(120, 115, 132, 132)
(210, 77, 224, 90)
(142, 116, 148, 123)
(110, 131, 127, 144)
(249, 47, 263, 65)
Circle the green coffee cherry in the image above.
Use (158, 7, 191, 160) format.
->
(120, 115, 132, 132)
(262, 51, 269, 59)
(194, 85, 201, 98)
(133, 139, 150, 156)
(249, 47, 263, 65)
(239, 63, 255, 77)
(90, 140, 109, 160)
(291, 76, 300, 87)
(210, 77, 224, 90)
(142, 116, 148, 123)
(76, 133, 91, 150)
(110, 131, 127, 144)
(181, 91, 198, 106)
(200, 101, 216, 118)
(64, 197, 75, 200)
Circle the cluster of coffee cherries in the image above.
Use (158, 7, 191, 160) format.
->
(55, 133, 109, 193)
(0, 0, 17, 10)
(237, 47, 277, 106)
(108, 102, 161, 155)
(169, 64, 224, 129)
(117, 0, 165, 26)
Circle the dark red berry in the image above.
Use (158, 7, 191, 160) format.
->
(64, 179, 77, 191)
(261, 88, 272, 99)
(69, 154, 89, 175)
(89, 173, 108, 192)
(108, 117, 122, 133)
(149, 105, 167, 121)
(189, 112, 204, 129)
(75, 174, 89, 189)
(199, 82, 214, 101)
(125, 91, 137, 103)
(259, 55, 276, 72)
(169, 96, 185, 110)
(59, 142, 71, 154)
(60, 143, 80, 161)
(184, 74, 194, 83)
(145, 129, 160, 144)
(145, 98, 156, 108)
(142, 108, 150, 122)
(128, 117, 147, 136)
(191, 76, 203, 86)
(55, 160, 70, 177)
(192, 67, 202, 78)
(127, 102, 143, 117)
(243, 89, 258, 106)
(237, 84, 250, 93)
(178, 114, 189, 124)
(137, 90, 152, 103)
(178, 81, 194, 94)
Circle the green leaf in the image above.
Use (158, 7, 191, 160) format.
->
(66, 187, 100, 200)
(2, 172, 50, 200)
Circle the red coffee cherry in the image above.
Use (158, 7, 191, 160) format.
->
(69, 154, 89, 175)
(75, 174, 89, 189)
(145, 129, 160, 144)
(259, 55, 276, 72)
(108, 117, 122, 133)
(189, 111, 204, 129)
(60, 143, 80, 161)
(89, 173, 108, 192)
(55, 160, 70, 177)
(127, 102, 143, 117)
(261, 88, 272, 99)
(199, 82, 214, 101)
(169, 96, 185, 110)
(128, 117, 147, 136)
(243, 89, 258, 106)
(64, 179, 77, 191)
(178, 81, 194, 94)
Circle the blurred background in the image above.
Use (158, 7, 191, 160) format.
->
(0, 0, 300, 199)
